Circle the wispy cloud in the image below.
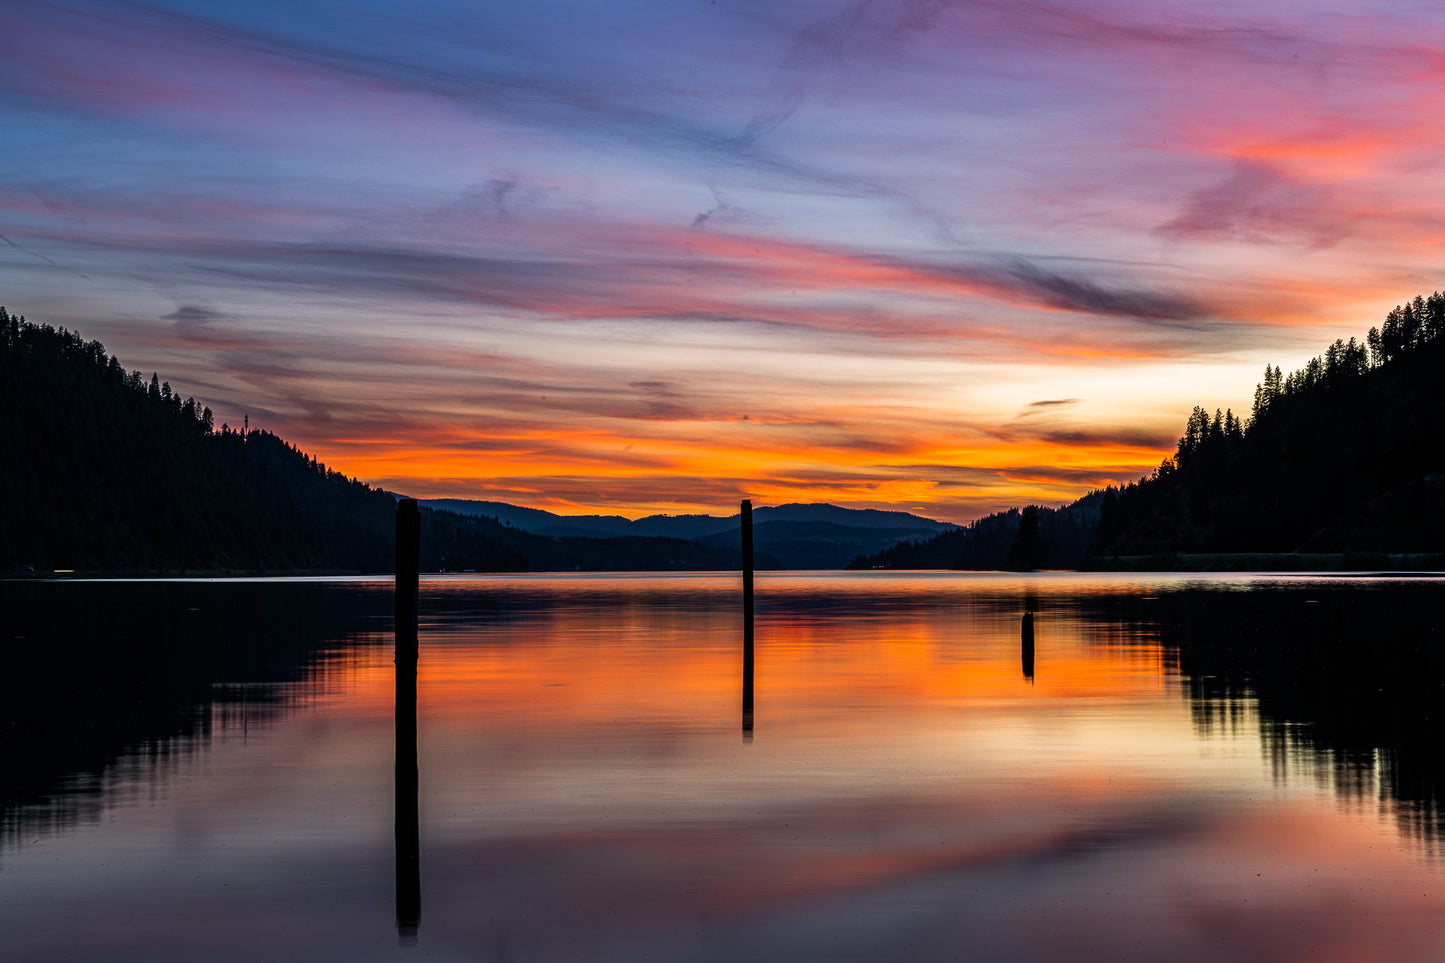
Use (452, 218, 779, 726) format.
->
(5, 0, 1444, 520)
(1157, 161, 1347, 248)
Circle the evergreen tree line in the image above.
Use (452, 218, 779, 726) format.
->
(1, 308, 774, 573)
(852, 291, 1445, 569)
(847, 497, 1100, 570)
(0, 309, 524, 573)
(1160, 584, 1445, 844)
(1095, 290, 1445, 556)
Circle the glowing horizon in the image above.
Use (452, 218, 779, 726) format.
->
(5, 1, 1443, 524)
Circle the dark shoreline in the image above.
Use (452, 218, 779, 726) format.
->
(1080, 551, 1445, 572)
(7, 554, 1445, 578)
(0, 568, 386, 580)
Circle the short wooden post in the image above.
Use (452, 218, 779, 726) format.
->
(394, 499, 421, 939)
(741, 498, 755, 736)
(1021, 611, 1035, 682)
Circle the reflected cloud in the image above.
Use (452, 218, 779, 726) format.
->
(8, 574, 1445, 960)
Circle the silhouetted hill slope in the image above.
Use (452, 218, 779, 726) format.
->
(853, 291, 1445, 569)
(1, 308, 523, 574)
(1094, 291, 1445, 556)
(1, 308, 790, 573)
(847, 494, 1102, 570)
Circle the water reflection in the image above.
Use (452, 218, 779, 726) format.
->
(395, 596, 421, 939)
(741, 629, 755, 740)
(0, 579, 391, 849)
(11, 574, 1445, 858)
(7, 572, 1445, 962)
(742, 578, 755, 740)
(1021, 611, 1036, 682)
(742, 499, 755, 742)
(1140, 580, 1445, 851)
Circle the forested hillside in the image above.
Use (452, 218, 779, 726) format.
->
(1095, 291, 1445, 555)
(853, 291, 1445, 569)
(1, 308, 776, 573)
(847, 498, 1100, 570)
(1, 308, 523, 573)
(12, 288, 1443, 574)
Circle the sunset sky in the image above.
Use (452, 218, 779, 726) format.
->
(4, 0, 1443, 522)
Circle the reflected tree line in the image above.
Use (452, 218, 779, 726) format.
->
(11, 575, 1445, 877)
(1093, 584, 1445, 849)
(0, 580, 390, 848)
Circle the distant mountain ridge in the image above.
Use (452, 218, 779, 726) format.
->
(423, 499, 955, 569)
(424, 498, 952, 538)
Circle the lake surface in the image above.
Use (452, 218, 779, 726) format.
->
(4, 571, 1445, 961)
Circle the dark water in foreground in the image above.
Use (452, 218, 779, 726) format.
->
(3, 571, 1445, 961)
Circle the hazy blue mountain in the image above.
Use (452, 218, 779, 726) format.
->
(421, 498, 954, 568)
(754, 503, 954, 531)
(697, 520, 950, 570)
(423, 499, 638, 537)
(425, 498, 949, 535)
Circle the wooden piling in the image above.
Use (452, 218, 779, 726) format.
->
(395, 498, 421, 939)
(395, 498, 420, 639)
(1021, 611, 1035, 682)
(741, 498, 755, 736)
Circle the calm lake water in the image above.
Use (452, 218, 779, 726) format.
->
(4, 571, 1445, 961)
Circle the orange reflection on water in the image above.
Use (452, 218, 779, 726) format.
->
(15, 574, 1445, 962)
(326, 576, 1182, 738)
(755, 606, 1172, 711)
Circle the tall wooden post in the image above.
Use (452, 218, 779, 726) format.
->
(394, 499, 421, 939)
(741, 499, 755, 737)
(396, 499, 420, 636)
